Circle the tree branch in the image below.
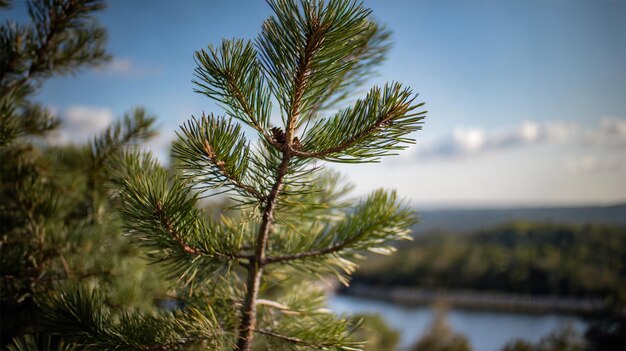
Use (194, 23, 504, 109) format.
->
(138, 335, 216, 351)
(305, 34, 373, 119)
(202, 139, 265, 199)
(224, 74, 281, 150)
(235, 15, 326, 351)
(285, 19, 325, 145)
(264, 240, 350, 265)
(154, 200, 252, 263)
(291, 102, 404, 159)
(256, 299, 301, 316)
(237, 13, 321, 351)
(154, 201, 202, 255)
(254, 329, 315, 346)
(236, 151, 290, 350)
(264, 212, 394, 265)
(255, 328, 343, 348)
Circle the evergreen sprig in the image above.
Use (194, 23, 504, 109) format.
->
(298, 83, 426, 163)
(25, 0, 109, 80)
(6, 335, 78, 351)
(42, 285, 231, 351)
(265, 189, 415, 284)
(1, 0, 109, 147)
(255, 285, 361, 350)
(307, 21, 391, 115)
(48, 0, 427, 350)
(258, 0, 374, 124)
(1, 0, 109, 97)
(194, 39, 273, 136)
(172, 114, 262, 199)
(113, 151, 244, 286)
(89, 107, 157, 171)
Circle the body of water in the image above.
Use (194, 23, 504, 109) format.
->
(328, 294, 587, 351)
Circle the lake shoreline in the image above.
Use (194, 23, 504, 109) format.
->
(328, 294, 589, 351)
(339, 284, 606, 315)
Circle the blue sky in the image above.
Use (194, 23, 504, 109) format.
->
(4, 0, 625, 207)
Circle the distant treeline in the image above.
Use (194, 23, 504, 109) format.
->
(352, 222, 626, 298)
(411, 205, 626, 235)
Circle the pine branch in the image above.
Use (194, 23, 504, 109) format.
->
(236, 149, 291, 350)
(153, 200, 251, 263)
(173, 114, 264, 200)
(296, 83, 426, 163)
(2, 0, 109, 94)
(254, 286, 359, 349)
(42, 285, 232, 351)
(89, 107, 157, 170)
(194, 39, 277, 148)
(112, 150, 243, 286)
(201, 139, 264, 200)
(255, 311, 362, 351)
(255, 329, 313, 346)
(258, 0, 375, 127)
(26, 0, 109, 77)
(1, 0, 111, 147)
(264, 241, 350, 265)
(284, 9, 324, 140)
(154, 201, 201, 256)
(256, 299, 301, 316)
(263, 190, 416, 283)
(232, 0, 333, 341)
(0, 101, 59, 145)
(306, 22, 391, 118)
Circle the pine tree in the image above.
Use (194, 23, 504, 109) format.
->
(43, 0, 426, 350)
(1, 0, 162, 348)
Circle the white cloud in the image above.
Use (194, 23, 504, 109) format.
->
(566, 155, 626, 173)
(414, 118, 626, 160)
(452, 128, 485, 153)
(585, 117, 626, 148)
(48, 106, 113, 145)
(97, 57, 164, 77)
(415, 120, 577, 158)
(108, 58, 133, 74)
(519, 121, 540, 142)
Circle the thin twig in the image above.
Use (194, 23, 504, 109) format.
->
(224, 74, 281, 150)
(291, 103, 404, 159)
(256, 299, 301, 316)
(154, 201, 202, 255)
(235, 15, 324, 351)
(264, 214, 391, 264)
(202, 139, 265, 200)
(264, 241, 349, 265)
(255, 329, 314, 346)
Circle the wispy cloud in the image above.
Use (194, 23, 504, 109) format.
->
(413, 117, 626, 160)
(585, 117, 626, 148)
(566, 155, 626, 173)
(48, 106, 113, 145)
(108, 58, 133, 74)
(415, 120, 577, 158)
(96, 57, 164, 77)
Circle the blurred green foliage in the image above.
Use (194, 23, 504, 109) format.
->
(413, 305, 472, 351)
(501, 324, 585, 351)
(353, 222, 626, 298)
(0, 0, 165, 347)
(352, 313, 400, 351)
